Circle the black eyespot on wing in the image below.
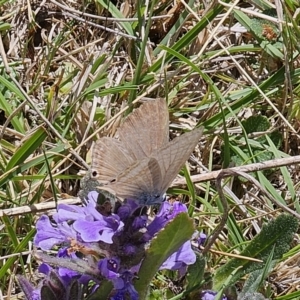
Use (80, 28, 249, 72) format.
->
(91, 170, 98, 178)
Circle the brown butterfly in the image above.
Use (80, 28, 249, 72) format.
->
(91, 99, 202, 205)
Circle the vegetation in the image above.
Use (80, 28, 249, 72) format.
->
(1, 0, 300, 299)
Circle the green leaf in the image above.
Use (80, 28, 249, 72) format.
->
(276, 290, 300, 300)
(268, 131, 282, 149)
(184, 254, 206, 295)
(213, 214, 298, 290)
(242, 115, 270, 133)
(81, 78, 107, 96)
(239, 248, 275, 297)
(0, 22, 10, 31)
(0, 143, 65, 188)
(234, 10, 283, 59)
(136, 213, 195, 299)
(0, 75, 27, 101)
(6, 126, 48, 171)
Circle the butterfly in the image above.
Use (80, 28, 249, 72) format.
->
(91, 98, 202, 205)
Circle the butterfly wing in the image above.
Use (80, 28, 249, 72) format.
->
(152, 127, 203, 195)
(117, 98, 169, 160)
(91, 137, 135, 183)
(103, 157, 163, 204)
(101, 128, 202, 204)
(91, 99, 201, 205)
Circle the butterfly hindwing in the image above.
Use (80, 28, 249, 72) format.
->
(153, 127, 203, 193)
(105, 157, 163, 203)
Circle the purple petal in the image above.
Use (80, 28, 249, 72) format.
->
(116, 199, 140, 221)
(38, 263, 52, 275)
(98, 258, 120, 280)
(34, 215, 74, 250)
(86, 191, 99, 204)
(73, 219, 119, 243)
(160, 241, 196, 270)
(53, 204, 92, 223)
(198, 232, 207, 246)
(147, 201, 188, 237)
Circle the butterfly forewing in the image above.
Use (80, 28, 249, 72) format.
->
(91, 137, 135, 182)
(117, 98, 169, 160)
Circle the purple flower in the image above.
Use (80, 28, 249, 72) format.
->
(32, 190, 199, 300)
(34, 215, 77, 250)
(73, 213, 123, 243)
(145, 201, 196, 271)
(200, 290, 227, 300)
(160, 240, 196, 270)
(18, 270, 84, 300)
(117, 199, 141, 221)
(53, 203, 93, 223)
(98, 258, 139, 300)
(111, 271, 139, 300)
(98, 258, 120, 280)
(85, 191, 99, 204)
(198, 232, 207, 247)
(38, 262, 52, 275)
(147, 201, 187, 237)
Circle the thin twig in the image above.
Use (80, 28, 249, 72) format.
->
(0, 198, 81, 217)
(173, 154, 300, 185)
(202, 169, 229, 254)
(7, 153, 300, 219)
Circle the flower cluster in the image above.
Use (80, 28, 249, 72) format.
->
(19, 191, 200, 300)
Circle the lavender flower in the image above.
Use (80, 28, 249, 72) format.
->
(98, 258, 139, 299)
(147, 200, 188, 237)
(34, 215, 77, 250)
(22, 191, 198, 300)
(160, 240, 196, 270)
(198, 232, 207, 247)
(110, 270, 139, 300)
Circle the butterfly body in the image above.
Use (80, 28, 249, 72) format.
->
(91, 99, 202, 205)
